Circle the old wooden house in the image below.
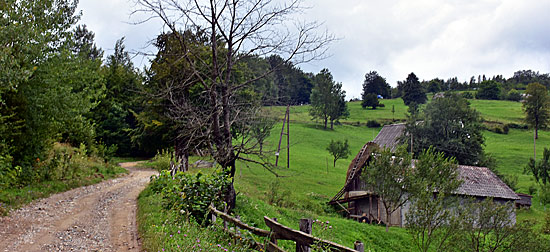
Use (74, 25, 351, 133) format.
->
(329, 124, 521, 227)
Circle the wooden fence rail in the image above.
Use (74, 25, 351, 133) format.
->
(209, 206, 364, 252)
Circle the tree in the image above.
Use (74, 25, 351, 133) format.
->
(403, 93, 485, 165)
(136, 0, 333, 210)
(525, 147, 550, 185)
(361, 71, 390, 100)
(0, 0, 106, 183)
(361, 93, 380, 109)
(523, 82, 550, 140)
(405, 147, 462, 252)
(450, 199, 547, 252)
(328, 82, 349, 129)
(362, 145, 413, 232)
(326, 139, 350, 167)
(92, 38, 142, 156)
(400, 72, 427, 106)
(310, 69, 347, 129)
(476, 80, 501, 100)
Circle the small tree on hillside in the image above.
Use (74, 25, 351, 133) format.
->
(361, 71, 390, 100)
(403, 93, 484, 165)
(310, 69, 348, 129)
(328, 82, 349, 129)
(362, 145, 413, 232)
(400, 72, 427, 106)
(361, 93, 380, 109)
(476, 80, 502, 100)
(523, 82, 550, 140)
(326, 139, 350, 167)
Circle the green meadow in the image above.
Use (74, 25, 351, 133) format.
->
(139, 97, 549, 251)
(235, 98, 548, 246)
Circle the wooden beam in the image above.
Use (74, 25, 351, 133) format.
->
(264, 217, 356, 252)
(210, 206, 271, 237)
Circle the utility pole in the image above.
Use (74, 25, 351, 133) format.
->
(275, 105, 290, 168)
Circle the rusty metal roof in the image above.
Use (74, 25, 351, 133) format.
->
(372, 124, 405, 152)
(456, 165, 520, 200)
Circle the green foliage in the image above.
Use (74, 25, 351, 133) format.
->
(405, 147, 461, 252)
(265, 178, 292, 207)
(326, 139, 351, 167)
(405, 93, 485, 165)
(450, 199, 548, 252)
(361, 71, 390, 99)
(476, 80, 502, 100)
(137, 186, 252, 252)
(310, 69, 348, 129)
(361, 93, 381, 109)
(362, 146, 413, 232)
(400, 72, 427, 106)
(461, 91, 474, 99)
(91, 38, 142, 156)
(525, 147, 550, 185)
(150, 170, 231, 225)
(506, 89, 522, 101)
(523, 82, 550, 139)
(366, 120, 381, 128)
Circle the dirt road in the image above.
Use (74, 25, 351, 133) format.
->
(0, 162, 157, 252)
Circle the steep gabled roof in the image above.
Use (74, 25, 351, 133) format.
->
(456, 165, 520, 200)
(372, 124, 405, 152)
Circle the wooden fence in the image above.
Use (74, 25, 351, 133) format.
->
(209, 206, 364, 252)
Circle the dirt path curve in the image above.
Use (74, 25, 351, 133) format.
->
(0, 162, 157, 252)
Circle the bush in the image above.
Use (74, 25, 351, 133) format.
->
(461, 92, 473, 99)
(265, 179, 292, 208)
(366, 120, 381, 128)
(149, 149, 173, 171)
(150, 170, 230, 225)
(507, 89, 522, 101)
(486, 124, 509, 134)
(507, 123, 528, 129)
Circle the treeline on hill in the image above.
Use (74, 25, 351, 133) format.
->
(360, 70, 550, 108)
(0, 0, 317, 189)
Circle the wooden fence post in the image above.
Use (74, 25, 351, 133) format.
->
(271, 218, 278, 245)
(297, 218, 312, 252)
(354, 241, 364, 252)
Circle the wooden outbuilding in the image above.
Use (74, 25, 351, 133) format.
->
(329, 124, 520, 227)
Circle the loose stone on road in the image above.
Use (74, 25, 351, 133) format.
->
(0, 162, 156, 251)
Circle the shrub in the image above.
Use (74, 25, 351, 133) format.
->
(265, 179, 292, 207)
(366, 120, 381, 128)
(151, 170, 230, 225)
(149, 149, 173, 171)
(529, 184, 537, 195)
(461, 92, 473, 99)
(507, 89, 522, 101)
(507, 123, 528, 129)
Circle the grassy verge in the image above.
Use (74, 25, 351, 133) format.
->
(137, 183, 254, 252)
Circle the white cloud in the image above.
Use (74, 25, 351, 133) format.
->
(78, 0, 550, 98)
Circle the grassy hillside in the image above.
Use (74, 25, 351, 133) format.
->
(232, 97, 547, 249)
(139, 97, 547, 251)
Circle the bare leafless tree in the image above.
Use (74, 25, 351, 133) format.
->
(133, 0, 334, 209)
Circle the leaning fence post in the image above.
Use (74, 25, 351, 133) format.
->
(270, 218, 278, 246)
(297, 218, 312, 252)
(354, 241, 364, 252)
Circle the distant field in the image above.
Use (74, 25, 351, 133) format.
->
(268, 98, 524, 125)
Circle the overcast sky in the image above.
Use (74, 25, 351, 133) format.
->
(78, 0, 550, 99)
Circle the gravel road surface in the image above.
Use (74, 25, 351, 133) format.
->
(0, 162, 156, 252)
